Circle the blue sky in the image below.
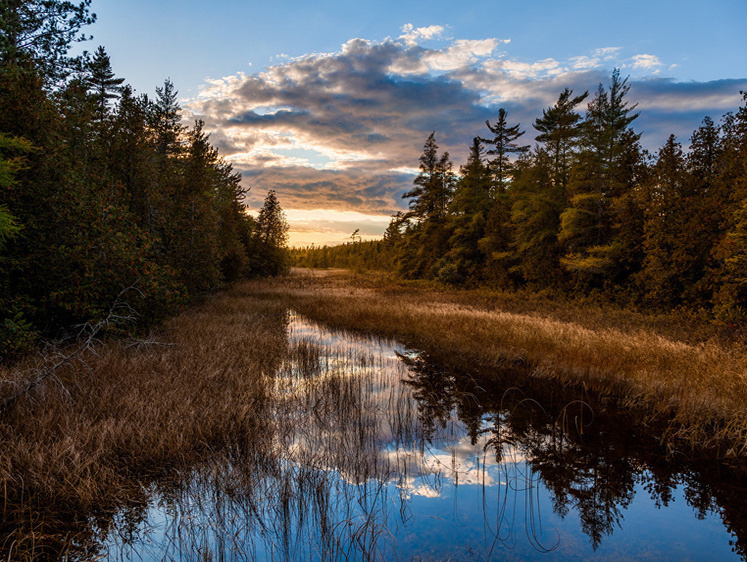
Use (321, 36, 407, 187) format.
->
(86, 0, 747, 245)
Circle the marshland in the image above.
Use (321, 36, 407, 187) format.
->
(3, 0, 747, 559)
(2, 270, 747, 560)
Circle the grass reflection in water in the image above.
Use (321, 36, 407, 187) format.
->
(105, 310, 743, 561)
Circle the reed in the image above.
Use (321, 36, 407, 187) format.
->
(247, 269, 747, 458)
(0, 292, 287, 558)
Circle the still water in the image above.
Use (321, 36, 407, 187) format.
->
(105, 311, 745, 560)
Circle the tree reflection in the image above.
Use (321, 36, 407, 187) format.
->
(401, 349, 747, 555)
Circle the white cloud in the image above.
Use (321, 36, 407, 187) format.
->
(631, 53, 664, 72)
(399, 23, 446, 46)
(185, 25, 747, 227)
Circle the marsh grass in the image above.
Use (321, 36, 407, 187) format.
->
(2, 269, 747, 558)
(252, 270, 747, 458)
(0, 292, 289, 559)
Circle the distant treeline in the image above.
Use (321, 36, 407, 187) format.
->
(296, 71, 747, 320)
(0, 1, 288, 359)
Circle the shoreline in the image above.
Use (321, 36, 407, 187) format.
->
(250, 269, 747, 458)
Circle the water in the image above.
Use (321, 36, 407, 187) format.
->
(103, 311, 745, 560)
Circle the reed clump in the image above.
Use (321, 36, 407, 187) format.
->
(0, 291, 287, 557)
(248, 270, 747, 458)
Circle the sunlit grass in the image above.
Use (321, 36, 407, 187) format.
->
(250, 269, 747, 457)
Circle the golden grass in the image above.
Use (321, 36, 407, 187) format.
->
(252, 269, 747, 457)
(0, 292, 287, 558)
(1, 268, 746, 556)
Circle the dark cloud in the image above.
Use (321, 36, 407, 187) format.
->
(187, 34, 747, 217)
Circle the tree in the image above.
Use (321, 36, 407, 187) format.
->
(150, 79, 183, 158)
(403, 132, 454, 222)
(86, 46, 124, 118)
(480, 108, 529, 193)
(0, 133, 32, 249)
(534, 88, 588, 192)
(249, 190, 289, 276)
(400, 132, 455, 278)
(559, 69, 642, 283)
(639, 134, 689, 304)
(442, 137, 491, 283)
(0, 0, 95, 80)
(509, 148, 565, 286)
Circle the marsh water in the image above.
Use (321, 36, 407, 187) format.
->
(96, 311, 746, 559)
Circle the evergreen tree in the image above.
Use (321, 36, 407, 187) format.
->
(639, 135, 689, 304)
(0, 133, 32, 249)
(714, 92, 747, 317)
(559, 69, 641, 283)
(442, 137, 491, 283)
(150, 79, 183, 158)
(534, 88, 588, 192)
(480, 108, 529, 194)
(403, 132, 454, 222)
(509, 148, 565, 286)
(249, 190, 289, 276)
(400, 132, 455, 278)
(0, 0, 95, 80)
(86, 46, 124, 118)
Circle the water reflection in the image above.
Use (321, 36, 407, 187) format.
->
(96, 310, 747, 560)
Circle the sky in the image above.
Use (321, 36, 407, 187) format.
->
(85, 0, 747, 246)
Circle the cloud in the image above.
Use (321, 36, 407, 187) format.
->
(185, 27, 747, 236)
(631, 53, 663, 73)
(399, 23, 446, 46)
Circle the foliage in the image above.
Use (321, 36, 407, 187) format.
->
(248, 190, 290, 276)
(0, 10, 288, 360)
(296, 76, 747, 324)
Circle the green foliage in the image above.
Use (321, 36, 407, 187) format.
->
(480, 108, 529, 193)
(0, 304, 36, 360)
(324, 77, 747, 325)
(0, 17, 277, 357)
(249, 190, 290, 276)
(0, 0, 96, 81)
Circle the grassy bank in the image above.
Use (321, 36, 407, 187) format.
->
(2, 269, 747, 556)
(0, 290, 287, 557)
(248, 269, 747, 458)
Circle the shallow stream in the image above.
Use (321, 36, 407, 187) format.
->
(100, 310, 746, 560)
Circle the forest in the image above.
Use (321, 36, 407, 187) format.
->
(295, 73, 747, 324)
(0, 0, 290, 361)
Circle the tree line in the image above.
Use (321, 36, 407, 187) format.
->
(296, 71, 747, 321)
(0, 0, 289, 359)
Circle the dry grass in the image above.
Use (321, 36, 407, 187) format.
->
(2, 268, 746, 556)
(253, 269, 747, 458)
(0, 291, 287, 558)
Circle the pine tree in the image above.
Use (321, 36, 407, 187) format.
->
(559, 70, 641, 283)
(150, 79, 183, 158)
(86, 46, 124, 118)
(0, 0, 95, 80)
(509, 148, 565, 286)
(534, 88, 588, 192)
(442, 137, 491, 282)
(249, 190, 289, 276)
(639, 134, 688, 304)
(403, 132, 454, 222)
(0, 133, 32, 249)
(400, 132, 455, 278)
(480, 108, 529, 194)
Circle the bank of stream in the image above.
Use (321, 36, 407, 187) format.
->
(2, 277, 746, 559)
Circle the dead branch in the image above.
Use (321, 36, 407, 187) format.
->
(0, 285, 141, 412)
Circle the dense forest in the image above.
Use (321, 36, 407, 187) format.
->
(0, 0, 289, 360)
(296, 72, 747, 322)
